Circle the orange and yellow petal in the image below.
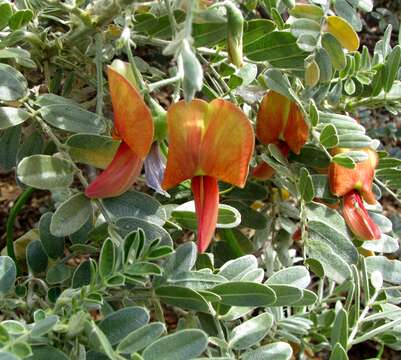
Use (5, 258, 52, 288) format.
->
(162, 99, 254, 190)
(108, 66, 153, 158)
(283, 102, 309, 154)
(256, 91, 290, 145)
(85, 142, 143, 198)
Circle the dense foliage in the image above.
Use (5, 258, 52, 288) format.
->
(1, 0, 401, 359)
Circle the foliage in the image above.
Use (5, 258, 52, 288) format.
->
(1, 0, 401, 359)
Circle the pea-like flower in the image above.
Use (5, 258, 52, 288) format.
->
(162, 99, 254, 253)
(329, 147, 381, 240)
(85, 64, 154, 198)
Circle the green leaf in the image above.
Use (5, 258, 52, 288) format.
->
(320, 124, 339, 148)
(291, 19, 320, 39)
(337, 133, 372, 148)
(263, 69, 296, 100)
(299, 167, 315, 202)
(172, 201, 241, 230)
(329, 343, 348, 360)
(384, 45, 401, 92)
(125, 262, 162, 276)
(0, 125, 21, 171)
(229, 313, 273, 350)
(46, 263, 72, 284)
(362, 234, 399, 253)
(155, 286, 210, 313)
(39, 213, 64, 259)
(8, 10, 33, 30)
(17, 155, 74, 190)
(244, 31, 306, 71)
(167, 271, 226, 290)
(219, 255, 257, 280)
(99, 239, 115, 280)
(289, 4, 324, 21)
(27, 346, 68, 360)
(318, 112, 365, 134)
(305, 203, 358, 283)
(66, 134, 119, 169)
(0, 256, 16, 295)
(0, 107, 30, 130)
(72, 260, 91, 288)
(268, 285, 303, 306)
(309, 100, 319, 126)
(292, 289, 318, 306)
(332, 154, 356, 169)
(142, 329, 208, 360)
(117, 322, 166, 354)
(116, 217, 172, 247)
(39, 104, 106, 134)
(331, 308, 348, 349)
(211, 282, 276, 306)
(0, 63, 28, 101)
(99, 307, 149, 346)
(322, 33, 346, 70)
(164, 242, 197, 278)
(242, 342, 293, 360)
(265, 266, 311, 288)
(26, 240, 48, 274)
(365, 256, 401, 284)
(50, 193, 92, 237)
(0, 3, 12, 30)
(104, 190, 163, 225)
(31, 315, 58, 337)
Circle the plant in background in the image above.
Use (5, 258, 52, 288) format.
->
(1, 0, 401, 359)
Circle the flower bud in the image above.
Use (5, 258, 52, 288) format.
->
(342, 191, 381, 241)
(226, 2, 244, 68)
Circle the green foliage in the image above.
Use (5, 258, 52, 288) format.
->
(0, 0, 401, 359)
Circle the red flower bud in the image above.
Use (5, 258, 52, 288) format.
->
(342, 191, 381, 240)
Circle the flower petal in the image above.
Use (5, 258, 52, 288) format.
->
(256, 91, 290, 145)
(192, 176, 219, 253)
(85, 142, 143, 198)
(108, 66, 153, 158)
(342, 191, 381, 240)
(162, 99, 254, 189)
(283, 101, 309, 154)
(144, 142, 170, 197)
(329, 148, 377, 204)
(252, 161, 275, 180)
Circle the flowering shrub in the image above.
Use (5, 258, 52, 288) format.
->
(1, 0, 401, 359)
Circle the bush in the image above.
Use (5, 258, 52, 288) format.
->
(1, 0, 401, 359)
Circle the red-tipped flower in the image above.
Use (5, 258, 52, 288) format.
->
(256, 91, 308, 154)
(329, 148, 378, 205)
(343, 191, 381, 240)
(85, 64, 154, 198)
(162, 99, 254, 252)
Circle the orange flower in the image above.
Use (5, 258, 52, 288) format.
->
(162, 99, 254, 252)
(343, 191, 381, 240)
(85, 65, 154, 198)
(329, 148, 378, 205)
(256, 91, 308, 154)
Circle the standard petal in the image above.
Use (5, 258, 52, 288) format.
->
(85, 142, 143, 198)
(108, 66, 154, 158)
(200, 99, 254, 187)
(192, 176, 219, 253)
(162, 99, 254, 189)
(162, 99, 208, 190)
(283, 101, 309, 154)
(342, 191, 381, 240)
(256, 91, 291, 145)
